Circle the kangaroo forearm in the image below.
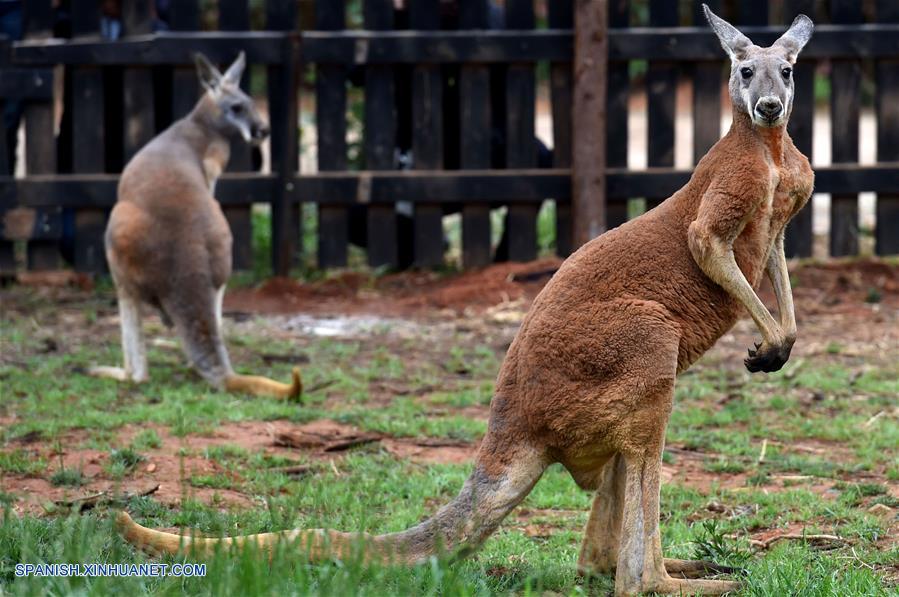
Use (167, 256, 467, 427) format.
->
(765, 234, 797, 338)
(689, 231, 783, 342)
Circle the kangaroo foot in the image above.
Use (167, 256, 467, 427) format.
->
(642, 575, 741, 596)
(579, 557, 741, 580)
(745, 340, 792, 373)
(664, 558, 744, 579)
(87, 366, 147, 383)
(224, 367, 302, 402)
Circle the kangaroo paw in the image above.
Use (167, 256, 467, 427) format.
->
(87, 366, 146, 383)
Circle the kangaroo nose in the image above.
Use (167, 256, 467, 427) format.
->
(756, 98, 783, 120)
(252, 124, 270, 140)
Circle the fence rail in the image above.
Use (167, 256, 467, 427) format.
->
(1, 0, 898, 277)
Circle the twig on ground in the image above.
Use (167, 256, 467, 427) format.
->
(863, 411, 885, 428)
(750, 533, 846, 551)
(757, 439, 768, 465)
(53, 484, 160, 512)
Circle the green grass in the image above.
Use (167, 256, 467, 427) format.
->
(1, 286, 896, 595)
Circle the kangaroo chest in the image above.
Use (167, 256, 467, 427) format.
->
(733, 148, 812, 285)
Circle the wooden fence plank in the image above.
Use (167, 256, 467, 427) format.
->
(549, 0, 574, 255)
(784, 0, 815, 257)
(830, 0, 862, 257)
(0, 24, 12, 272)
(219, 0, 253, 271)
(267, 0, 299, 275)
(459, 0, 491, 268)
(571, 0, 608, 248)
(410, 0, 444, 267)
(169, 0, 200, 119)
(364, 0, 398, 268)
(71, 0, 106, 273)
(315, 0, 348, 268)
(875, 0, 899, 255)
(505, 0, 537, 261)
(19, 0, 60, 271)
(645, 0, 677, 210)
(12, 164, 899, 211)
(122, 0, 155, 162)
(605, 0, 629, 230)
(692, 1, 721, 164)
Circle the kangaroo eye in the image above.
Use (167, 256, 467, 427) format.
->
(781, 67, 792, 78)
(230, 104, 244, 115)
(740, 67, 753, 79)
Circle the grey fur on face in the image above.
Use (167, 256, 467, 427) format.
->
(194, 52, 270, 144)
(703, 4, 813, 128)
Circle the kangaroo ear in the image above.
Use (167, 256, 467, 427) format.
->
(222, 51, 246, 87)
(703, 4, 753, 62)
(773, 14, 814, 63)
(194, 53, 222, 92)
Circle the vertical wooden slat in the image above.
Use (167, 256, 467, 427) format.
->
(364, 0, 398, 268)
(571, 0, 608, 248)
(459, 0, 491, 267)
(219, 0, 253, 270)
(783, 0, 814, 257)
(829, 0, 861, 257)
(315, 0, 348, 268)
(875, 0, 899, 255)
(410, 0, 444, 267)
(0, 24, 12, 272)
(645, 0, 677, 210)
(267, 0, 299, 275)
(169, 0, 200, 120)
(605, 0, 628, 230)
(692, 1, 722, 164)
(549, 0, 573, 255)
(71, 0, 106, 273)
(19, 0, 60, 271)
(122, 0, 155, 162)
(505, 0, 537, 261)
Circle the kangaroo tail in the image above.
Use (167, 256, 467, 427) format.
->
(225, 367, 303, 402)
(116, 438, 546, 564)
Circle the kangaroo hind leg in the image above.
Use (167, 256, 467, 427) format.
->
(614, 381, 740, 596)
(89, 291, 148, 383)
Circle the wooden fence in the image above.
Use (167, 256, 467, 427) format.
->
(1, 0, 898, 278)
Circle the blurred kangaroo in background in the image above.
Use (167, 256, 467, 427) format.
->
(117, 7, 814, 595)
(90, 52, 301, 400)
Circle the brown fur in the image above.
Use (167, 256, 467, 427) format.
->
(117, 10, 814, 595)
(91, 53, 300, 400)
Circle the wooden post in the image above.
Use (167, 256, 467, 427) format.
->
(784, 0, 815, 258)
(875, 0, 899, 255)
(572, 0, 608, 248)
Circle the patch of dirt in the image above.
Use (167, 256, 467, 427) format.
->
(1, 419, 482, 515)
(225, 258, 562, 316)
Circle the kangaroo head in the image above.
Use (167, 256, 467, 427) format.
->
(703, 4, 813, 129)
(194, 52, 269, 144)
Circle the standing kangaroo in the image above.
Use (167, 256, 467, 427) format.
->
(117, 8, 813, 595)
(90, 53, 301, 400)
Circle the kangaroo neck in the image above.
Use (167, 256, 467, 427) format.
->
(187, 94, 231, 189)
(730, 106, 786, 166)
